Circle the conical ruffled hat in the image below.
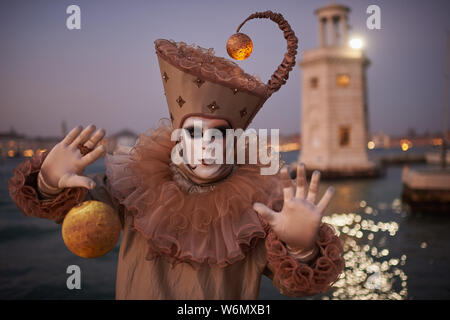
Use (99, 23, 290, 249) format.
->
(155, 10, 298, 129)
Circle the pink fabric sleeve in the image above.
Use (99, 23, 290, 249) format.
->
(7, 151, 88, 224)
(265, 223, 345, 297)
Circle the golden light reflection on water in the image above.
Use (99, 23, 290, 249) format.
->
(321, 198, 408, 300)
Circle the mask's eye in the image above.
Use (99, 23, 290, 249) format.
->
(188, 128, 195, 138)
(214, 125, 230, 137)
(184, 126, 202, 139)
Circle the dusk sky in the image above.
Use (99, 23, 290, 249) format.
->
(0, 0, 449, 137)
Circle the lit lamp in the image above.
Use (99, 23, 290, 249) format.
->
(401, 142, 409, 152)
(400, 139, 412, 152)
(349, 38, 363, 49)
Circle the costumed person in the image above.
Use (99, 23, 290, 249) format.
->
(8, 11, 345, 299)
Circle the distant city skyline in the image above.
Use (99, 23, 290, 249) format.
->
(1, 0, 449, 137)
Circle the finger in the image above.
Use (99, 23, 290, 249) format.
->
(69, 124, 96, 149)
(295, 163, 307, 199)
(317, 186, 335, 214)
(80, 145, 106, 167)
(306, 170, 321, 204)
(61, 126, 82, 146)
(280, 167, 294, 201)
(84, 128, 106, 149)
(253, 202, 277, 224)
(59, 173, 96, 189)
(283, 187, 294, 201)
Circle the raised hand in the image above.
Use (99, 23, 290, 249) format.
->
(253, 163, 335, 252)
(39, 125, 106, 194)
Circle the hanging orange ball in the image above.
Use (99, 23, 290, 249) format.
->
(226, 33, 253, 60)
(62, 200, 121, 259)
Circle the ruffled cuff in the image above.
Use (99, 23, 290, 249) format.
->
(7, 151, 87, 224)
(265, 223, 345, 297)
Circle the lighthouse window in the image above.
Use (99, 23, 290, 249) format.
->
(337, 74, 350, 87)
(339, 126, 351, 146)
(310, 77, 319, 88)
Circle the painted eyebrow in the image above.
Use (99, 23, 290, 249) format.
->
(212, 125, 231, 132)
(183, 125, 201, 132)
(183, 126, 203, 138)
(184, 125, 230, 132)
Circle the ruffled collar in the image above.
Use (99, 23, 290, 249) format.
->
(168, 162, 238, 194)
(105, 120, 283, 268)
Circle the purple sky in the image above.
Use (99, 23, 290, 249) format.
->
(0, 0, 449, 137)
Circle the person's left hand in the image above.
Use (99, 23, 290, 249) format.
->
(253, 163, 335, 253)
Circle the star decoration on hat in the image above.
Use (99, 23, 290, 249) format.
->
(176, 96, 186, 108)
(240, 107, 248, 118)
(162, 72, 169, 82)
(206, 101, 220, 113)
(193, 77, 205, 88)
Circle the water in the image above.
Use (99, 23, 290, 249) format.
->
(1, 149, 449, 299)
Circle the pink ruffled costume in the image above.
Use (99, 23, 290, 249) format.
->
(8, 121, 345, 299)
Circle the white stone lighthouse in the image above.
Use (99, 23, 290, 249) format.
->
(299, 3, 376, 177)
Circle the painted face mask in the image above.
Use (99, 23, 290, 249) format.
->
(175, 116, 235, 185)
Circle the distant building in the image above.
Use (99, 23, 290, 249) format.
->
(0, 129, 59, 158)
(0, 129, 25, 158)
(371, 131, 391, 149)
(107, 129, 138, 153)
(299, 3, 377, 177)
(278, 133, 301, 152)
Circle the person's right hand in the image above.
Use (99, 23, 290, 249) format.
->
(38, 125, 106, 194)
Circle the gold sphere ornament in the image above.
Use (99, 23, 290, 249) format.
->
(62, 200, 121, 259)
(226, 33, 253, 60)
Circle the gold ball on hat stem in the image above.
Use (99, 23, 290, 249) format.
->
(226, 33, 253, 61)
